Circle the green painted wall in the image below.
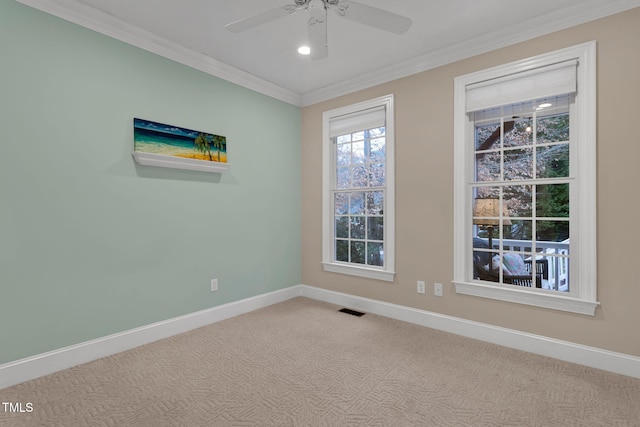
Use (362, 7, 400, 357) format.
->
(0, 1, 301, 364)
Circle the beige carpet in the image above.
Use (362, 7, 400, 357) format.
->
(1, 297, 640, 426)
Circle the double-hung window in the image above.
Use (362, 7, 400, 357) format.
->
(322, 95, 396, 282)
(453, 42, 598, 315)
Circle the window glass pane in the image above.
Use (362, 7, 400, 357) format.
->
(337, 143, 350, 166)
(336, 240, 349, 262)
(544, 254, 570, 292)
(503, 118, 533, 148)
(472, 236, 489, 250)
(474, 185, 500, 201)
(495, 254, 511, 278)
(368, 242, 384, 266)
(349, 192, 365, 214)
(351, 241, 365, 264)
(474, 216, 500, 248)
(472, 237, 492, 266)
(366, 191, 384, 215)
(504, 184, 532, 218)
(536, 110, 570, 144)
(474, 250, 499, 279)
(335, 216, 349, 238)
(536, 184, 569, 218)
(475, 122, 500, 150)
(369, 137, 385, 163)
(352, 131, 365, 141)
(537, 144, 569, 178)
(350, 217, 366, 239)
(475, 151, 501, 182)
(352, 165, 368, 188)
(367, 217, 384, 241)
(336, 167, 350, 189)
(504, 219, 532, 241)
(473, 196, 505, 225)
(352, 141, 365, 164)
(335, 193, 349, 215)
(368, 127, 386, 138)
(336, 134, 351, 144)
(369, 163, 385, 187)
(502, 224, 533, 255)
(504, 148, 533, 180)
(536, 220, 569, 243)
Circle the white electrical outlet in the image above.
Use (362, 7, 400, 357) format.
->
(210, 279, 218, 292)
(417, 280, 426, 294)
(434, 282, 443, 297)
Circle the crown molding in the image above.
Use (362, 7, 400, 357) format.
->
(15, 0, 302, 106)
(300, 0, 640, 106)
(15, 0, 640, 108)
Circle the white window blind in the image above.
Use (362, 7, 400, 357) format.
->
(328, 106, 386, 138)
(465, 59, 577, 112)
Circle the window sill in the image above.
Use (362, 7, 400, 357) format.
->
(322, 262, 395, 282)
(453, 280, 599, 315)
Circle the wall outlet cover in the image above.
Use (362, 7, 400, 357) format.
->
(434, 282, 443, 297)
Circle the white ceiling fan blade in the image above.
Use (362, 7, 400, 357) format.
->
(225, 4, 299, 33)
(336, 1, 412, 35)
(308, 5, 328, 60)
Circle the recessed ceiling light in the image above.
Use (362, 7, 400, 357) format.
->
(538, 102, 552, 108)
(297, 45, 311, 55)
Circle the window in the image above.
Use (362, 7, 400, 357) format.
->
(322, 95, 395, 282)
(453, 42, 598, 315)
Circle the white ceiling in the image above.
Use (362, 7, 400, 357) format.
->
(17, 0, 640, 106)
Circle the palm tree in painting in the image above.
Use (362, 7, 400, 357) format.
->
(211, 135, 226, 163)
(194, 133, 213, 161)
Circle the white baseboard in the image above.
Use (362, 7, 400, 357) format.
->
(2, 284, 639, 390)
(298, 285, 640, 380)
(0, 286, 301, 390)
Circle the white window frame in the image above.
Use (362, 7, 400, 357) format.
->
(453, 42, 599, 315)
(322, 94, 396, 282)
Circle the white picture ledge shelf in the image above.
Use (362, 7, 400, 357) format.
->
(132, 152, 230, 173)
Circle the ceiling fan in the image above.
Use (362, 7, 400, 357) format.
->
(225, 0, 412, 60)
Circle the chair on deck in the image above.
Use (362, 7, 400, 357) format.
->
(472, 238, 546, 288)
(474, 259, 543, 288)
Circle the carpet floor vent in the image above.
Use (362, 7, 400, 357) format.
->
(338, 308, 366, 317)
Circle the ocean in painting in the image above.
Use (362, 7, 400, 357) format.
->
(134, 118, 227, 163)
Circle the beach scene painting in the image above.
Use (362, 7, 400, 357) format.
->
(134, 118, 227, 163)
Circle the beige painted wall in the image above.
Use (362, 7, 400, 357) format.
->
(301, 8, 640, 357)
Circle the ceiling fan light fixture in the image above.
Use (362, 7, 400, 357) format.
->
(298, 45, 311, 55)
(226, 0, 412, 58)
